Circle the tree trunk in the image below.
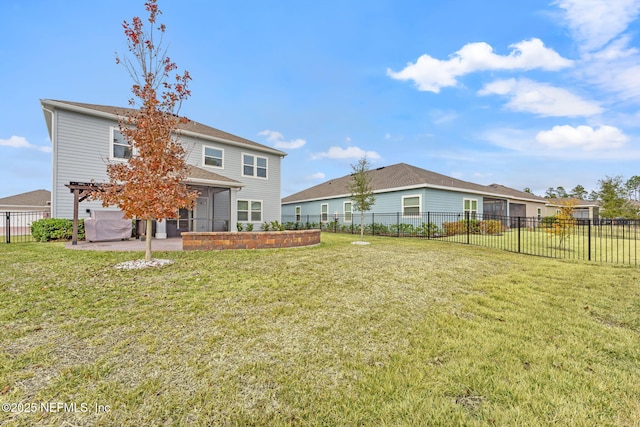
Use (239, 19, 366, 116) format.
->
(145, 218, 153, 261)
(360, 211, 365, 241)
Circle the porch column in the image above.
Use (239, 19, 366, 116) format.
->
(155, 219, 167, 239)
(229, 188, 239, 232)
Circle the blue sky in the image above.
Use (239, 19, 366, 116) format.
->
(2, 0, 640, 199)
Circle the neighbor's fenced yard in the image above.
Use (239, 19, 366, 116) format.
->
(1, 234, 639, 425)
(1, 211, 49, 243)
(282, 212, 640, 265)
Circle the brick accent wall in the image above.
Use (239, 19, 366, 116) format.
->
(182, 229, 321, 251)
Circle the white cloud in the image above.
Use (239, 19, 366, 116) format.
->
(535, 125, 627, 150)
(387, 38, 572, 93)
(313, 146, 381, 160)
(555, 0, 640, 52)
(478, 78, 602, 117)
(258, 129, 306, 149)
(307, 172, 326, 180)
(0, 136, 51, 153)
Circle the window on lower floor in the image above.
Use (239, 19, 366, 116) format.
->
(237, 200, 262, 222)
(321, 204, 328, 222)
(295, 206, 301, 222)
(464, 198, 478, 218)
(402, 195, 421, 216)
(344, 202, 352, 222)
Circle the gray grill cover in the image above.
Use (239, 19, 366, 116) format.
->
(85, 210, 132, 242)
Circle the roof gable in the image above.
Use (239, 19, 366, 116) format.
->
(41, 99, 286, 156)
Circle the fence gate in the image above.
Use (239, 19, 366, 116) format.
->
(2, 211, 49, 243)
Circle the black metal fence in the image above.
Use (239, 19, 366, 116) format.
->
(282, 212, 640, 265)
(1, 211, 49, 243)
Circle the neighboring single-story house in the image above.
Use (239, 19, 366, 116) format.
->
(544, 198, 600, 220)
(0, 189, 51, 235)
(281, 163, 546, 226)
(41, 99, 287, 237)
(0, 189, 51, 212)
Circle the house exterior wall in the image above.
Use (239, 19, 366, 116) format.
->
(282, 187, 486, 221)
(47, 105, 283, 230)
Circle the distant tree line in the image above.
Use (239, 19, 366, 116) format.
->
(524, 175, 640, 219)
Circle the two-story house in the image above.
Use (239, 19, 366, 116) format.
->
(41, 99, 286, 238)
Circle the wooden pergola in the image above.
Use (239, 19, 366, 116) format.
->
(65, 182, 102, 245)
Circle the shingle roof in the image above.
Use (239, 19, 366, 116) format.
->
(185, 165, 243, 187)
(544, 197, 600, 207)
(41, 99, 286, 156)
(282, 163, 545, 204)
(0, 189, 51, 207)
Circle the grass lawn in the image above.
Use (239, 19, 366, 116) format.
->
(1, 233, 639, 426)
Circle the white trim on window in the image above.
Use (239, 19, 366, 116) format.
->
(463, 198, 478, 217)
(295, 206, 301, 222)
(202, 145, 224, 169)
(242, 153, 268, 179)
(110, 127, 133, 161)
(237, 199, 263, 222)
(321, 203, 328, 222)
(402, 194, 421, 217)
(344, 201, 352, 223)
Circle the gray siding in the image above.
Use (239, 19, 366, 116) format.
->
(51, 108, 282, 223)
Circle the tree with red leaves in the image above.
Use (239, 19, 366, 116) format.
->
(94, 0, 198, 261)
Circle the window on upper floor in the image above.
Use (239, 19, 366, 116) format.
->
(243, 154, 267, 178)
(111, 128, 133, 160)
(203, 146, 223, 168)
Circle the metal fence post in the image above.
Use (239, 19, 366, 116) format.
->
(427, 211, 431, 239)
(465, 211, 470, 244)
(5, 212, 10, 244)
(397, 212, 400, 237)
(588, 219, 592, 261)
(517, 216, 521, 253)
(372, 213, 375, 235)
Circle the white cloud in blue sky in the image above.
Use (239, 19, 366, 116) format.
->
(258, 130, 306, 149)
(2, 0, 640, 198)
(478, 78, 602, 117)
(0, 136, 51, 153)
(387, 39, 572, 93)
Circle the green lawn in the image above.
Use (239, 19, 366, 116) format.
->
(1, 234, 639, 426)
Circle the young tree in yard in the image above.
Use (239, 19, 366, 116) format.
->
(348, 157, 376, 241)
(545, 198, 577, 247)
(93, 0, 198, 261)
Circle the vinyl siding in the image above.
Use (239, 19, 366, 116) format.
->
(51, 107, 282, 222)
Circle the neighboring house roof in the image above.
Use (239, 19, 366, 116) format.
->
(0, 189, 51, 209)
(40, 99, 287, 157)
(282, 163, 546, 204)
(544, 198, 600, 207)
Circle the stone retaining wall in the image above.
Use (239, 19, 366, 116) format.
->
(182, 229, 321, 250)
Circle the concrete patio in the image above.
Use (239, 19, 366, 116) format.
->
(65, 238, 183, 251)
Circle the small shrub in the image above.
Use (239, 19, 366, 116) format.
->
(261, 222, 271, 231)
(417, 222, 441, 237)
(236, 222, 244, 232)
(390, 223, 416, 235)
(481, 220, 503, 235)
(246, 223, 254, 232)
(270, 220, 285, 231)
(31, 218, 85, 242)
